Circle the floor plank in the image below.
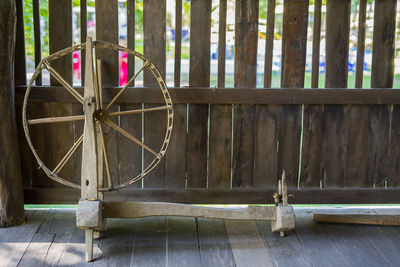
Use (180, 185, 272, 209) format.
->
(257, 220, 310, 267)
(18, 232, 55, 267)
(225, 220, 274, 267)
(93, 219, 135, 267)
(130, 217, 166, 267)
(166, 217, 201, 267)
(315, 208, 390, 266)
(0, 210, 48, 267)
(294, 210, 351, 267)
(197, 218, 235, 267)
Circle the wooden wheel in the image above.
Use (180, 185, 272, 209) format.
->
(23, 39, 173, 191)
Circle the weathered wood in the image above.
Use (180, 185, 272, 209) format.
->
(344, 105, 369, 187)
(208, 0, 231, 189)
(14, 0, 26, 85)
(389, 105, 400, 187)
(232, 0, 258, 188)
(355, 0, 367, 88)
(311, 0, 321, 88)
(263, 0, 275, 88)
(324, 0, 350, 189)
(18, 86, 400, 104)
(96, 0, 119, 187)
(103, 202, 277, 220)
(80, 0, 87, 85)
(187, 0, 210, 188)
(257, 220, 310, 266)
(167, 217, 201, 267)
(371, 0, 397, 89)
(143, 0, 166, 188)
(0, 0, 25, 227)
(33, 0, 41, 85)
(165, 104, 187, 188)
(197, 218, 235, 266)
(174, 0, 182, 87)
(31, 0, 74, 187)
(225, 220, 274, 266)
(314, 214, 400, 226)
(18, 232, 55, 266)
(369, 0, 397, 189)
(131, 217, 167, 266)
(279, 0, 308, 187)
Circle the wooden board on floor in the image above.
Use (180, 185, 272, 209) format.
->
(130, 217, 167, 267)
(257, 220, 310, 267)
(167, 217, 201, 267)
(197, 218, 235, 267)
(225, 220, 274, 267)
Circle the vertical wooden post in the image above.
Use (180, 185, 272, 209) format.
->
(0, 0, 25, 227)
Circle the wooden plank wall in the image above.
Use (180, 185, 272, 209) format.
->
(15, 0, 400, 204)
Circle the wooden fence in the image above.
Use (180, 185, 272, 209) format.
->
(15, 0, 400, 204)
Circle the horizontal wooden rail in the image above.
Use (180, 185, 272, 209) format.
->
(24, 187, 400, 204)
(16, 86, 400, 105)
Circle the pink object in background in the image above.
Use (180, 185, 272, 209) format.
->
(119, 51, 128, 86)
(73, 51, 80, 80)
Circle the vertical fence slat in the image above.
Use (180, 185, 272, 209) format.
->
(187, 0, 210, 188)
(165, 0, 186, 188)
(355, 0, 366, 89)
(345, 0, 368, 188)
(278, 0, 308, 187)
(323, 0, 350, 188)
(389, 105, 400, 187)
(119, 0, 141, 187)
(143, 0, 166, 188)
(263, 0, 275, 88)
(31, 0, 74, 187)
(232, 0, 258, 188)
(371, 0, 397, 188)
(96, 0, 119, 186)
(208, 0, 231, 188)
(14, 0, 26, 86)
(311, 0, 321, 89)
(300, 0, 323, 188)
(255, 0, 278, 187)
(174, 0, 182, 88)
(80, 0, 87, 85)
(33, 0, 41, 85)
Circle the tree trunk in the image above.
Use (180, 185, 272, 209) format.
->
(0, 0, 25, 227)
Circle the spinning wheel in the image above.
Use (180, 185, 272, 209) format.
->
(23, 38, 295, 262)
(23, 37, 173, 192)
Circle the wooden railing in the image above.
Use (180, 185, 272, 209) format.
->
(15, 0, 400, 204)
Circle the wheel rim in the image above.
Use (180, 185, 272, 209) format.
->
(23, 41, 174, 191)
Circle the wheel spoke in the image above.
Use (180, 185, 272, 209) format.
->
(43, 61, 84, 104)
(98, 123, 113, 189)
(104, 119, 159, 158)
(52, 134, 84, 175)
(108, 105, 171, 117)
(104, 61, 150, 110)
(28, 114, 85, 125)
(95, 59, 103, 109)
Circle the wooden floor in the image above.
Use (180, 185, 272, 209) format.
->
(1, 207, 400, 267)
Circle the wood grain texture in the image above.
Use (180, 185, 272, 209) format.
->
(23, 187, 400, 204)
(232, 0, 258, 188)
(31, 0, 74, 188)
(14, 0, 26, 86)
(225, 220, 274, 266)
(279, 0, 308, 187)
(323, 0, 350, 188)
(197, 218, 235, 267)
(263, 0, 275, 88)
(311, 0, 321, 88)
(369, 0, 397, 189)
(143, 0, 166, 188)
(389, 105, 400, 187)
(187, 0, 211, 188)
(257, 220, 310, 266)
(33, 0, 41, 85)
(0, 0, 25, 227)
(355, 0, 367, 88)
(96, 0, 120, 186)
(19, 86, 400, 104)
(167, 217, 201, 267)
